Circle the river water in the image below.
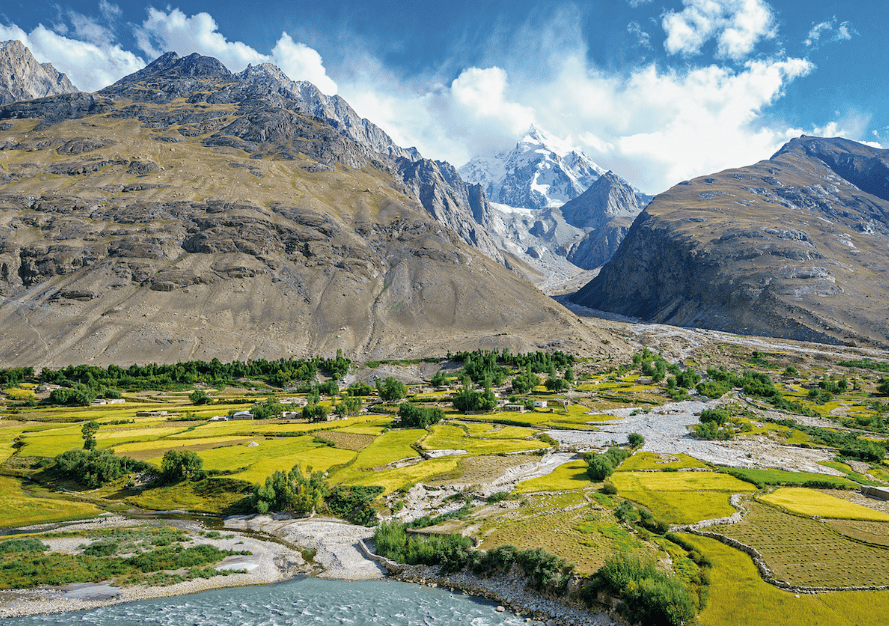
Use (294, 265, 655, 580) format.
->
(5, 578, 526, 626)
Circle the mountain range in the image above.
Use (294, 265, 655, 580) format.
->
(460, 127, 650, 287)
(0, 49, 620, 367)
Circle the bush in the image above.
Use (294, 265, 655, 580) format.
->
(594, 552, 696, 626)
(696, 380, 731, 399)
(325, 485, 384, 526)
(430, 370, 449, 387)
(0, 538, 47, 554)
(628, 433, 645, 448)
(250, 465, 324, 515)
(699, 408, 728, 426)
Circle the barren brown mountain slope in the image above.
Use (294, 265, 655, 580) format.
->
(570, 136, 889, 347)
(0, 53, 621, 367)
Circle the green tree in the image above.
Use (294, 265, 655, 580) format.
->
(81, 421, 99, 450)
(585, 454, 614, 481)
(878, 378, 889, 396)
(628, 433, 645, 448)
(511, 368, 541, 393)
(189, 389, 210, 405)
(252, 397, 284, 419)
(376, 377, 407, 401)
(563, 367, 575, 383)
(250, 465, 324, 515)
(160, 450, 204, 482)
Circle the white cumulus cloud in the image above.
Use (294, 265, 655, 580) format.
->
(0, 22, 145, 92)
(662, 0, 776, 60)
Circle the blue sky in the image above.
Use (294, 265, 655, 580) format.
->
(0, 1, 881, 193)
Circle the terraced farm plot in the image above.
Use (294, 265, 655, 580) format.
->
(313, 430, 376, 450)
(126, 477, 252, 514)
(513, 460, 590, 494)
(420, 424, 545, 455)
(426, 454, 532, 486)
(0, 476, 102, 528)
(622, 490, 736, 524)
(336, 456, 463, 494)
(347, 429, 425, 470)
(760, 488, 889, 521)
(827, 519, 889, 546)
(145, 437, 357, 484)
(477, 492, 637, 575)
(611, 471, 756, 493)
(618, 452, 709, 471)
(713, 500, 889, 587)
(683, 534, 889, 626)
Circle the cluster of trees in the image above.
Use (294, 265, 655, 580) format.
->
(251, 397, 284, 420)
(248, 466, 381, 525)
(452, 377, 497, 413)
(449, 349, 576, 384)
(52, 449, 150, 489)
(250, 465, 324, 515)
(27, 353, 353, 396)
(511, 368, 541, 393)
(397, 403, 445, 428)
(584, 446, 631, 481)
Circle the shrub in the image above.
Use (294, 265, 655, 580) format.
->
(628, 433, 645, 448)
(0, 538, 47, 554)
(594, 552, 696, 626)
(699, 408, 728, 426)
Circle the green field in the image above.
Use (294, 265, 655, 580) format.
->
(622, 490, 736, 524)
(513, 460, 590, 493)
(720, 467, 857, 489)
(0, 476, 102, 528)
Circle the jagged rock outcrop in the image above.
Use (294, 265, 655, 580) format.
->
(0, 51, 620, 366)
(570, 136, 889, 347)
(559, 171, 646, 269)
(237, 63, 418, 161)
(0, 40, 78, 104)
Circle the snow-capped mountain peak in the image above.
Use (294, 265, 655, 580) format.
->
(459, 125, 606, 209)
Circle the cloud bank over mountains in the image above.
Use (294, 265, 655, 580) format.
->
(0, 2, 871, 194)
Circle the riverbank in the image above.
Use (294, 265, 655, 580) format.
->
(0, 516, 309, 619)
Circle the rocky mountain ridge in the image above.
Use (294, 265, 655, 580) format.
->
(570, 136, 889, 347)
(0, 50, 619, 366)
(0, 40, 78, 104)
